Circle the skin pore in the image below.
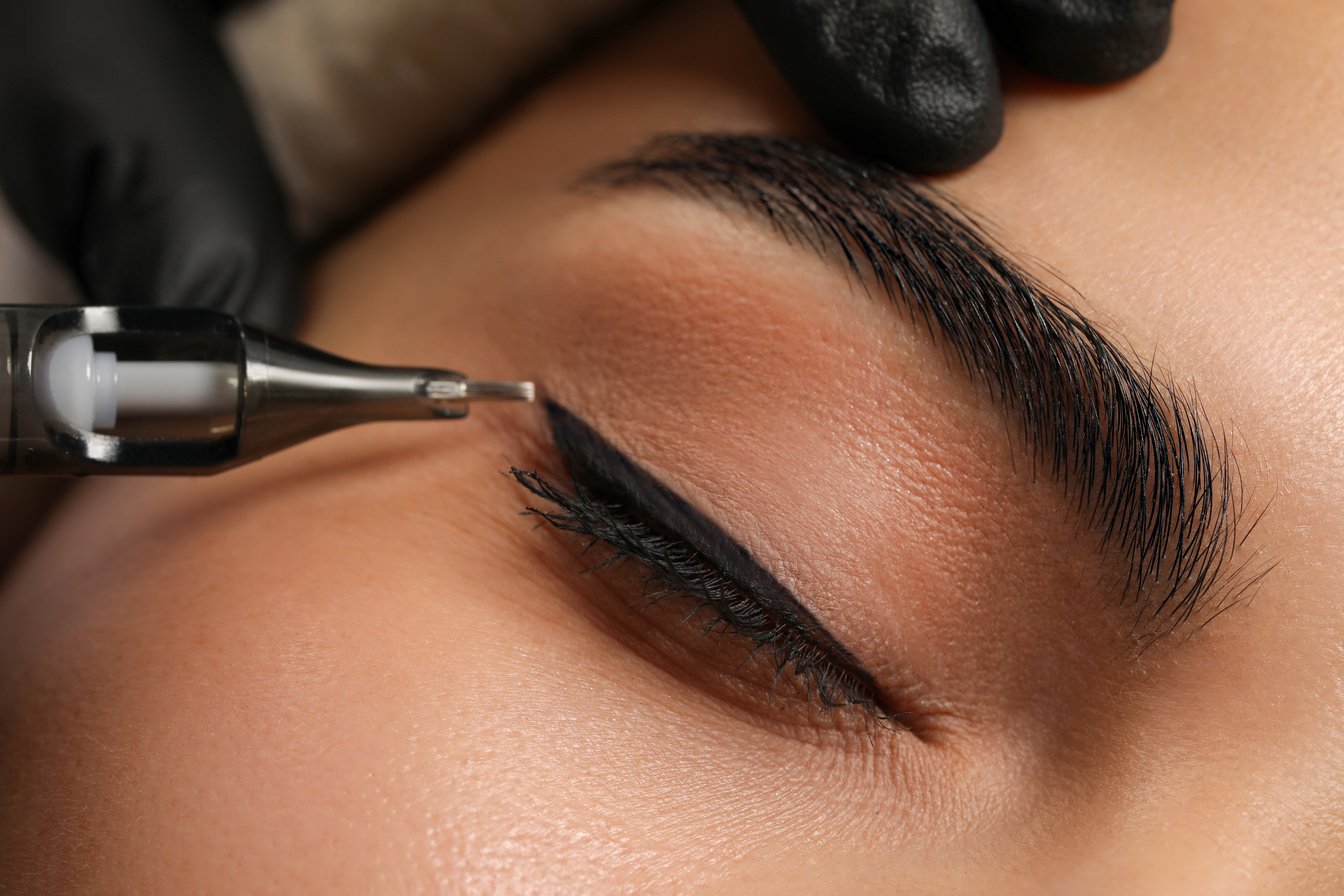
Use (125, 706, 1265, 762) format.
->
(1, 0, 1341, 892)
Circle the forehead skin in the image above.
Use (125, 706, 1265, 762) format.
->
(1, 0, 1341, 892)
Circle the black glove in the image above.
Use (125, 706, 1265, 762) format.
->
(734, 0, 1174, 173)
(0, 0, 303, 333)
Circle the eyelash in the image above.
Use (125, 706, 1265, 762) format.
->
(511, 467, 902, 729)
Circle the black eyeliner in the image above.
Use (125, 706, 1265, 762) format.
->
(513, 399, 901, 724)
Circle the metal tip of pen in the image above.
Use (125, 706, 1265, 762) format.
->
(420, 375, 535, 414)
(464, 380, 535, 403)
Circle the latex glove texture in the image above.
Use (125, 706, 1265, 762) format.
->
(734, 0, 1174, 172)
(0, 0, 302, 332)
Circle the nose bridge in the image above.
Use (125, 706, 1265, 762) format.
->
(1013, 621, 1344, 896)
(1037, 803, 1340, 896)
(1039, 840, 1245, 896)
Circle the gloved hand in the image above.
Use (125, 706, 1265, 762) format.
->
(0, 0, 303, 333)
(734, 0, 1174, 173)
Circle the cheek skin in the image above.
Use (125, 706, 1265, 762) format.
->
(0, 417, 915, 891)
(0, 429, 779, 886)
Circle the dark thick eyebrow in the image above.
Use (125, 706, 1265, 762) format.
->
(579, 132, 1263, 643)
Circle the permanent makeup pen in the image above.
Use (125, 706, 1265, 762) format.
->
(0, 305, 533, 475)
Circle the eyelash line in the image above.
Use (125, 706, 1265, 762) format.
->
(511, 466, 906, 730)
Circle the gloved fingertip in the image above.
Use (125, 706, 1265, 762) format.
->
(172, 222, 306, 334)
(241, 253, 305, 334)
(874, 49, 1005, 173)
(985, 0, 1174, 84)
(735, 0, 1004, 173)
(86, 192, 306, 335)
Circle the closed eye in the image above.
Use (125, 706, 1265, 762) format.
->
(511, 400, 907, 729)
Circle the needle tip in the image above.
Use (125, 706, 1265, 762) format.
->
(464, 380, 535, 403)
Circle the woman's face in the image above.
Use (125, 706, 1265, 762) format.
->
(3, 1, 1341, 891)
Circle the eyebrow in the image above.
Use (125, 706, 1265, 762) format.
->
(579, 132, 1263, 643)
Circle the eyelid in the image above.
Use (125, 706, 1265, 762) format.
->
(516, 399, 905, 727)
